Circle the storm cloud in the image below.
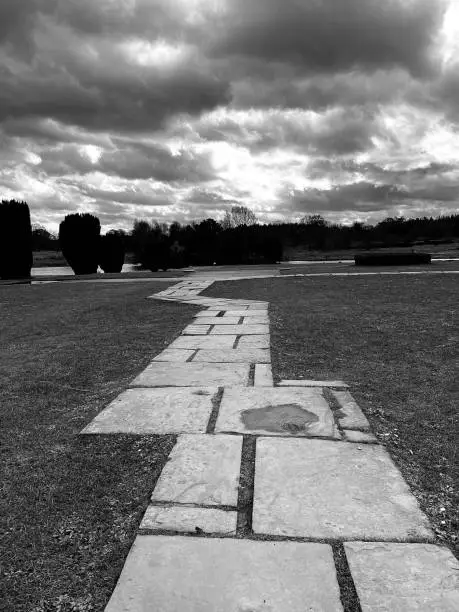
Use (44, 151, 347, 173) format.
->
(0, 0, 457, 230)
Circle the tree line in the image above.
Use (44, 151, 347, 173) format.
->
(1, 199, 459, 279)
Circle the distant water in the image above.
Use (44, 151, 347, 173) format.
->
(32, 263, 139, 277)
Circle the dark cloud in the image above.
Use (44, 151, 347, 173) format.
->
(0, 0, 456, 230)
(0, 0, 40, 57)
(426, 65, 459, 125)
(186, 187, 242, 207)
(287, 176, 459, 214)
(231, 68, 418, 112)
(307, 159, 458, 183)
(0, 1, 230, 134)
(76, 185, 174, 208)
(2, 118, 111, 145)
(211, 0, 445, 77)
(0, 51, 230, 133)
(103, 141, 215, 183)
(36, 140, 215, 183)
(193, 107, 384, 155)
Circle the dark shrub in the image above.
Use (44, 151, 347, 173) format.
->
(99, 231, 125, 273)
(59, 213, 101, 275)
(354, 252, 432, 266)
(0, 200, 33, 279)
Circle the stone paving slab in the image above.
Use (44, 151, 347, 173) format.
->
(152, 434, 242, 506)
(170, 335, 237, 349)
(193, 317, 240, 325)
(182, 324, 211, 335)
(131, 362, 250, 387)
(153, 348, 194, 362)
(222, 309, 263, 316)
(238, 334, 270, 348)
(332, 390, 370, 429)
(254, 364, 274, 386)
(253, 438, 434, 539)
(192, 348, 271, 363)
(344, 430, 378, 443)
(211, 324, 269, 335)
(344, 542, 459, 611)
(241, 316, 269, 325)
(279, 379, 349, 388)
(104, 536, 343, 612)
(81, 387, 217, 434)
(216, 387, 339, 438)
(194, 309, 222, 317)
(140, 506, 237, 535)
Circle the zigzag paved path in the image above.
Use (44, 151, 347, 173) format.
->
(82, 278, 459, 611)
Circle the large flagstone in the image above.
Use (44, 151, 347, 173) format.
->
(151, 434, 242, 506)
(81, 387, 217, 434)
(211, 324, 269, 335)
(254, 364, 274, 386)
(153, 348, 194, 362)
(193, 317, 241, 325)
(140, 505, 237, 534)
(238, 334, 270, 348)
(104, 536, 343, 612)
(216, 387, 339, 438)
(253, 438, 434, 539)
(344, 542, 459, 611)
(170, 335, 237, 349)
(331, 390, 370, 430)
(192, 348, 271, 363)
(131, 362, 250, 387)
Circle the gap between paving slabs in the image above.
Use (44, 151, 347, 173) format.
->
(81, 278, 459, 612)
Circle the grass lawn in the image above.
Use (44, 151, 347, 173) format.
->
(280, 260, 459, 275)
(0, 282, 197, 611)
(204, 274, 458, 556)
(284, 240, 459, 261)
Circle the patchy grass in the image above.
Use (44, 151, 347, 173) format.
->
(204, 274, 458, 556)
(0, 282, 197, 611)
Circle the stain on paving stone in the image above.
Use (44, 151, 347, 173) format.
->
(241, 403, 319, 435)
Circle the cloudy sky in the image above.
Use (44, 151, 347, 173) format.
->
(1, 0, 458, 232)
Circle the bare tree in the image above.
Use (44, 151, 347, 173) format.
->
(221, 205, 257, 229)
